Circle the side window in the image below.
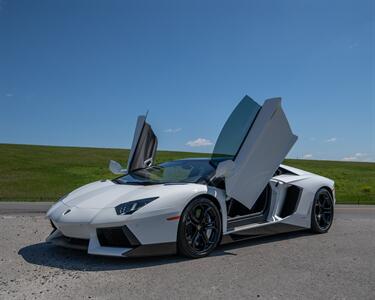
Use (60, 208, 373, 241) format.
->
(211, 96, 260, 163)
(163, 165, 193, 181)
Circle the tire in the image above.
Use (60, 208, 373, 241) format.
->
(177, 197, 222, 258)
(311, 188, 334, 233)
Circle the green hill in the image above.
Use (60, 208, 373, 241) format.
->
(0, 144, 373, 204)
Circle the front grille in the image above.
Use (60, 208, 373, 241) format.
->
(96, 226, 140, 248)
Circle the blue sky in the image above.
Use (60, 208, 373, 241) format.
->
(0, 0, 374, 162)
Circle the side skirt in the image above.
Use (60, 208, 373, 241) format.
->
(227, 213, 267, 231)
(221, 223, 306, 245)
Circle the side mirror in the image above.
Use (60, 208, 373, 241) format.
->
(144, 158, 153, 168)
(109, 160, 127, 175)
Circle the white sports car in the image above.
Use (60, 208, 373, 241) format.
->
(46, 96, 335, 258)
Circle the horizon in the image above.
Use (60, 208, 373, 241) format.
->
(1, 142, 374, 163)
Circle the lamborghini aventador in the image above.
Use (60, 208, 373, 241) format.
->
(46, 96, 335, 258)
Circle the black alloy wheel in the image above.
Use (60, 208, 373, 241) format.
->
(178, 197, 222, 258)
(311, 188, 334, 233)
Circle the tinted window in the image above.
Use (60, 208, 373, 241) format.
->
(115, 160, 215, 185)
(211, 96, 260, 163)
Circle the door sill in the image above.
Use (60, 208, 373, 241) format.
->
(227, 212, 266, 231)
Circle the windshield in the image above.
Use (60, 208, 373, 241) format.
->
(114, 159, 215, 185)
(211, 96, 260, 165)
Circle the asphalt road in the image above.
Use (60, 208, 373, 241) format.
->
(0, 204, 374, 299)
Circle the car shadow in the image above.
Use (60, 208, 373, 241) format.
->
(18, 230, 313, 271)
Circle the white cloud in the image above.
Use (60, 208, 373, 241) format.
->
(325, 137, 337, 143)
(164, 128, 182, 133)
(5, 93, 13, 97)
(186, 138, 213, 147)
(342, 156, 357, 161)
(303, 154, 313, 159)
(354, 152, 366, 157)
(342, 153, 368, 162)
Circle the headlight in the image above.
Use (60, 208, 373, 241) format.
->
(115, 197, 159, 215)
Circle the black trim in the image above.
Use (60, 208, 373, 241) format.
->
(122, 242, 177, 257)
(48, 226, 178, 257)
(50, 219, 57, 230)
(66, 236, 90, 247)
(279, 185, 302, 218)
(227, 214, 267, 230)
(97, 226, 141, 248)
(47, 233, 89, 250)
(222, 223, 305, 244)
(122, 226, 142, 246)
(49, 219, 57, 235)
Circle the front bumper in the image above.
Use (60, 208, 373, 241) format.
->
(46, 201, 179, 257)
(47, 226, 177, 257)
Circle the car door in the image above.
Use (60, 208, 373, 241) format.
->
(127, 115, 158, 172)
(213, 96, 297, 210)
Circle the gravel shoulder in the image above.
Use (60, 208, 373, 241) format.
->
(0, 206, 374, 299)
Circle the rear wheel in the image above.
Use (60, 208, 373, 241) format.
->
(311, 188, 334, 233)
(177, 197, 222, 258)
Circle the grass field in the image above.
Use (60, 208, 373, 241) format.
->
(0, 143, 374, 204)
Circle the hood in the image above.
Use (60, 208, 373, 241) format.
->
(62, 180, 165, 209)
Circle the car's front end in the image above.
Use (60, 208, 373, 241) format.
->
(47, 197, 179, 257)
(46, 159, 220, 257)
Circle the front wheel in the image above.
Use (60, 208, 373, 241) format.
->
(311, 188, 334, 233)
(177, 197, 222, 258)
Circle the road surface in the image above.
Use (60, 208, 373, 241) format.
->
(0, 204, 374, 299)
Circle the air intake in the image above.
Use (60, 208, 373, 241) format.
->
(96, 226, 141, 248)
